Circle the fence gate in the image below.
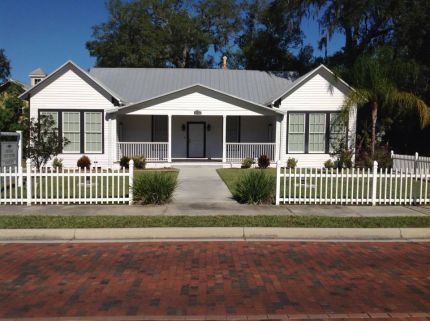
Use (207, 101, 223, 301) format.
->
(276, 161, 430, 206)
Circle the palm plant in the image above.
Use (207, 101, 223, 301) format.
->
(342, 49, 429, 159)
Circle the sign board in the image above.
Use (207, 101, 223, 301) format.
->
(1, 141, 18, 168)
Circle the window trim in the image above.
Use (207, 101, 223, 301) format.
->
(287, 113, 306, 153)
(84, 112, 103, 153)
(62, 111, 81, 154)
(308, 113, 327, 154)
(286, 111, 347, 154)
(38, 109, 104, 154)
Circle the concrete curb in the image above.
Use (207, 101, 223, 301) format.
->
(0, 227, 429, 241)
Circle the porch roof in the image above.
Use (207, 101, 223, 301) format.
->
(106, 83, 286, 116)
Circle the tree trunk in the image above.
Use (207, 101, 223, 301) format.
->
(371, 101, 378, 159)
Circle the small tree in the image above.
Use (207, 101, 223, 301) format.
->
(27, 116, 69, 170)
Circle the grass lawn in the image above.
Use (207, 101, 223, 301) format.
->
(0, 215, 429, 228)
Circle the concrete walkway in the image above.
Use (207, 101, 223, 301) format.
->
(173, 165, 235, 205)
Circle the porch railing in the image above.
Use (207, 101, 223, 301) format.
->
(226, 143, 276, 163)
(117, 142, 168, 161)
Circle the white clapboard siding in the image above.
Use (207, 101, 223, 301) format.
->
(30, 69, 116, 168)
(226, 143, 276, 163)
(0, 162, 134, 205)
(276, 162, 430, 205)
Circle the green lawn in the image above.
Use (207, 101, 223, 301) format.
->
(0, 215, 429, 228)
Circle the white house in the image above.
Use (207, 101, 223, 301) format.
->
(19, 60, 356, 168)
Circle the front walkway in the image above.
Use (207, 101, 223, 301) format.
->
(0, 242, 429, 320)
(173, 165, 236, 205)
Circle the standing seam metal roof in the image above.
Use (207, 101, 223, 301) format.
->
(88, 68, 297, 105)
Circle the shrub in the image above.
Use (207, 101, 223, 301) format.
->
(287, 157, 298, 169)
(234, 170, 275, 204)
(132, 156, 146, 169)
(241, 157, 255, 169)
(77, 155, 91, 170)
(324, 159, 335, 169)
(337, 149, 353, 169)
(133, 172, 177, 205)
(257, 154, 270, 169)
(120, 156, 130, 169)
(52, 157, 63, 170)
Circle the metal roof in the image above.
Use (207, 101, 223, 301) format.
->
(89, 68, 297, 105)
(29, 68, 47, 77)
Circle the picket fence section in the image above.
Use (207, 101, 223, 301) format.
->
(276, 161, 430, 206)
(0, 160, 134, 205)
(391, 151, 430, 174)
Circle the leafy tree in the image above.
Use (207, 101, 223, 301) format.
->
(0, 49, 10, 83)
(0, 82, 28, 132)
(87, 0, 213, 68)
(342, 49, 430, 159)
(27, 116, 69, 170)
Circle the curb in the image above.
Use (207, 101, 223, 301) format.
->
(0, 227, 429, 241)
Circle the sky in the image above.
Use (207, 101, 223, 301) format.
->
(0, 0, 344, 84)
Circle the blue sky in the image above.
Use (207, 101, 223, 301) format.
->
(0, 0, 344, 83)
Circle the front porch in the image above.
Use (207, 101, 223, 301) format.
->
(116, 115, 279, 165)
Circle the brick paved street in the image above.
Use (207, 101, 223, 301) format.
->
(0, 241, 429, 321)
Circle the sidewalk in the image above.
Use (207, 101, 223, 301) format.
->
(0, 204, 429, 216)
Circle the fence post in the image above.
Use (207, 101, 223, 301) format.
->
(128, 159, 134, 205)
(371, 160, 378, 206)
(414, 152, 419, 175)
(26, 159, 32, 206)
(16, 130, 23, 187)
(275, 160, 281, 205)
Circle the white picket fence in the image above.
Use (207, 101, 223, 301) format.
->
(0, 160, 134, 205)
(276, 161, 430, 205)
(391, 151, 430, 174)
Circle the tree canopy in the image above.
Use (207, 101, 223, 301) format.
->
(0, 49, 11, 83)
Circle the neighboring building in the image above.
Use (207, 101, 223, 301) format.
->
(19, 60, 356, 168)
(0, 79, 30, 128)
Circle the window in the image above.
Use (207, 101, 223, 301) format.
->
(329, 113, 346, 152)
(62, 112, 81, 153)
(34, 78, 41, 85)
(287, 112, 346, 154)
(40, 111, 58, 128)
(308, 113, 326, 153)
(288, 113, 306, 153)
(85, 112, 103, 153)
(227, 116, 240, 142)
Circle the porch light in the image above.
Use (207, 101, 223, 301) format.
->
(181, 124, 186, 131)
(207, 124, 211, 131)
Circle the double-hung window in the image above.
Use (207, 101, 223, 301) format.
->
(308, 113, 326, 153)
(84, 112, 103, 153)
(288, 113, 306, 153)
(62, 112, 81, 153)
(40, 111, 58, 128)
(287, 112, 345, 154)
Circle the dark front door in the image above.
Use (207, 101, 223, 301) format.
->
(187, 122, 206, 158)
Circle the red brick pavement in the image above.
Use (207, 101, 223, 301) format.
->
(0, 241, 429, 321)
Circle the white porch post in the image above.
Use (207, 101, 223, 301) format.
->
(167, 114, 172, 163)
(222, 115, 227, 163)
(275, 117, 281, 161)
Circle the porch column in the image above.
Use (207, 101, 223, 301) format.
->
(222, 115, 227, 163)
(275, 116, 281, 161)
(167, 114, 172, 163)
